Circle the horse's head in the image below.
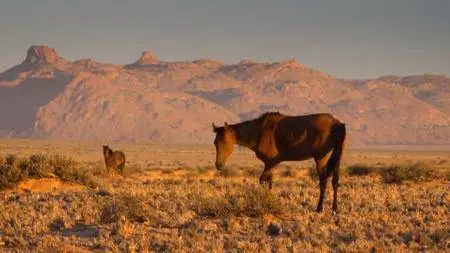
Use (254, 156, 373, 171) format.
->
(212, 122, 236, 170)
(102, 145, 110, 156)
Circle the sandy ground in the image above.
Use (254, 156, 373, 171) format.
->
(0, 139, 449, 252)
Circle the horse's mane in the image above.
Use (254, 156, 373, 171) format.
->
(229, 111, 284, 148)
(236, 111, 283, 129)
(258, 111, 282, 120)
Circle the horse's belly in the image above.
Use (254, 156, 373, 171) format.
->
(280, 145, 315, 161)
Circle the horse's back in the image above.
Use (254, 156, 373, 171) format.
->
(113, 150, 126, 164)
(274, 113, 342, 159)
(280, 113, 340, 135)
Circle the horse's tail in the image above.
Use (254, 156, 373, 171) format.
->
(325, 123, 346, 177)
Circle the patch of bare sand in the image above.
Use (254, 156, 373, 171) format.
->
(135, 169, 213, 182)
(16, 178, 85, 193)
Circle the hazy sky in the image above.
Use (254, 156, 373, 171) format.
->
(0, 0, 449, 78)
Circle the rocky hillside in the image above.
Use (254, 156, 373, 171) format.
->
(1, 45, 449, 146)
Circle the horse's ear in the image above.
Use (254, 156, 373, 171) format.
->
(212, 123, 218, 132)
(224, 122, 230, 130)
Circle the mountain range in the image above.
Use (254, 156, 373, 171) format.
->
(1, 45, 449, 146)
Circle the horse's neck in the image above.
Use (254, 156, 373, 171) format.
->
(232, 120, 261, 151)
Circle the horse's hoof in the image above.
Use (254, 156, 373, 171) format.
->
(332, 204, 339, 213)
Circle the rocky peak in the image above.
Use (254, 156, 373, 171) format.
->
(136, 51, 159, 65)
(126, 51, 160, 68)
(279, 59, 302, 67)
(24, 45, 65, 65)
(238, 59, 256, 65)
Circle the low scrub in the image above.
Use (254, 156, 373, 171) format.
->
(379, 163, 438, 184)
(0, 164, 25, 190)
(190, 185, 284, 218)
(100, 194, 147, 223)
(0, 153, 101, 190)
(346, 164, 375, 176)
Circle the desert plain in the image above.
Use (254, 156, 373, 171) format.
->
(0, 139, 448, 252)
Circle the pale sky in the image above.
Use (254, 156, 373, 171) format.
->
(0, 0, 449, 78)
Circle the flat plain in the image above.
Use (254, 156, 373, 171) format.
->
(0, 139, 449, 252)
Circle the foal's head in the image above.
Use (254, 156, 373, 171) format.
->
(102, 145, 111, 157)
(212, 122, 236, 170)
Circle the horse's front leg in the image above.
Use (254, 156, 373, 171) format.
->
(259, 161, 279, 189)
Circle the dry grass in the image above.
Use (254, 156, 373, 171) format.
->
(0, 140, 449, 252)
(215, 166, 241, 178)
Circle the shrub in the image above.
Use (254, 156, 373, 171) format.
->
(346, 164, 374, 176)
(379, 163, 437, 184)
(5, 154, 20, 167)
(0, 153, 101, 190)
(190, 185, 283, 218)
(24, 154, 52, 178)
(100, 194, 147, 223)
(0, 164, 24, 190)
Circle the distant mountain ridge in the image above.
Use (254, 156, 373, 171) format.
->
(0, 45, 449, 146)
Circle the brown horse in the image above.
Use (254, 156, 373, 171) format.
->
(102, 145, 126, 174)
(212, 112, 346, 212)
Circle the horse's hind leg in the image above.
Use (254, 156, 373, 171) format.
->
(315, 157, 330, 212)
(332, 165, 339, 212)
(118, 162, 125, 174)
